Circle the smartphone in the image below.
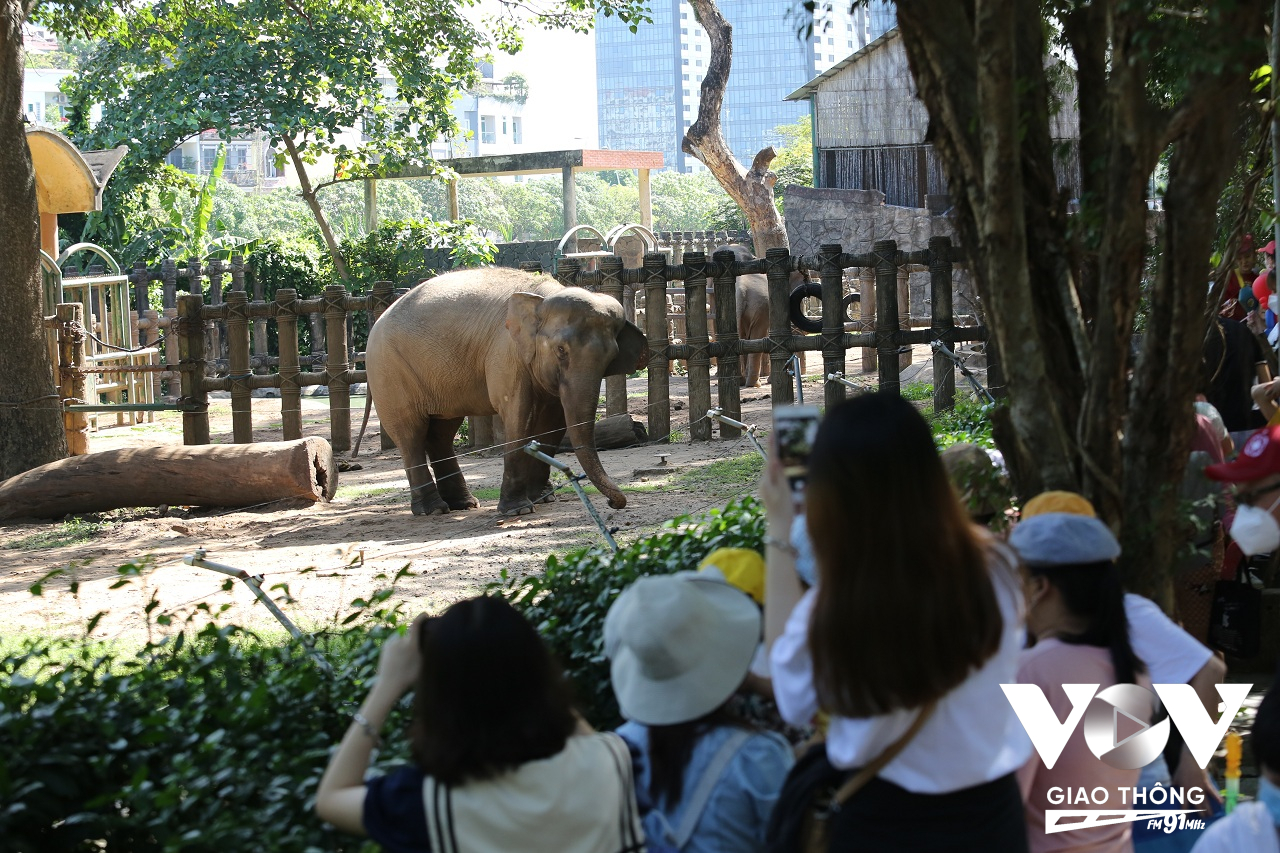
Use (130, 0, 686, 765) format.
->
(773, 405, 821, 496)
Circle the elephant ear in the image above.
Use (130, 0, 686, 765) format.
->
(506, 292, 544, 366)
(605, 321, 649, 376)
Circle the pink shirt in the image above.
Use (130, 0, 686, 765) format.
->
(1017, 640, 1150, 853)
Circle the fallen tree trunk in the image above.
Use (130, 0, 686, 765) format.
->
(559, 414, 649, 451)
(0, 438, 337, 520)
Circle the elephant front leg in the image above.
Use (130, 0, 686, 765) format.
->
(525, 403, 567, 504)
(426, 416, 478, 511)
(497, 395, 538, 516)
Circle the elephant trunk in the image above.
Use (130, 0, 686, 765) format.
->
(562, 394, 627, 510)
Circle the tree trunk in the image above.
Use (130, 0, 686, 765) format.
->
(895, 0, 1265, 605)
(283, 136, 351, 281)
(682, 0, 788, 253)
(0, 0, 69, 481)
(557, 413, 648, 451)
(0, 438, 338, 519)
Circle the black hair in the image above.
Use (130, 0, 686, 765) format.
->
(410, 596, 577, 786)
(1252, 685, 1280, 774)
(646, 705, 751, 806)
(1026, 560, 1145, 686)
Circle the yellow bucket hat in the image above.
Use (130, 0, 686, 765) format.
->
(699, 547, 765, 605)
(1021, 490, 1097, 519)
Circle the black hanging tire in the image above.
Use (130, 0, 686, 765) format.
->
(843, 292, 861, 324)
(789, 282, 824, 333)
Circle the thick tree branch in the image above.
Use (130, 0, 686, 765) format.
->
(682, 0, 787, 253)
(282, 136, 350, 281)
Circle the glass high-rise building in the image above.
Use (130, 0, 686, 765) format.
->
(596, 0, 896, 172)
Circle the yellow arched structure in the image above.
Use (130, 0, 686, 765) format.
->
(25, 128, 127, 257)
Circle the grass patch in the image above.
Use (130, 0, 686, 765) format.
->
(3, 518, 105, 550)
(678, 454, 764, 490)
(334, 484, 401, 500)
(902, 380, 934, 401)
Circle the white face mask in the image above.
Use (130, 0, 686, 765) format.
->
(1230, 495, 1280, 556)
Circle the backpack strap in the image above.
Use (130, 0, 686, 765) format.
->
(831, 700, 936, 808)
(668, 728, 753, 849)
(601, 732, 646, 853)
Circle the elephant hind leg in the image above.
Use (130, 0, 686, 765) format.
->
(391, 421, 449, 516)
(426, 416, 478, 511)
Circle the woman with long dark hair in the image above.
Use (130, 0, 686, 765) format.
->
(315, 595, 644, 853)
(763, 392, 1031, 850)
(1010, 512, 1152, 853)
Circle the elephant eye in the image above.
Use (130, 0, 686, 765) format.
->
(556, 345, 568, 359)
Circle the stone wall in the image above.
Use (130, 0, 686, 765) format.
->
(784, 185, 978, 321)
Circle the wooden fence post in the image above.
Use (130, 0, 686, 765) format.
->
(132, 262, 149, 342)
(820, 243, 846, 410)
(177, 293, 210, 445)
(519, 261, 543, 274)
(601, 256, 628, 419)
(56, 302, 90, 455)
(712, 248, 742, 438)
(930, 236, 956, 413)
(367, 280, 397, 451)
(556, 257, 579, 287)
(859, 266, 876, 372)
(643, 252, 671, 442)
(874, 240, 901, 396)
(325, 284, 351, 452)
(276, 288, 302, 441)
(684, 251, 712, 441)
(897, 266, 912, 370)
(227, 290, 252, 443)
(161, 258, 178, 312)
(766, 247, 794, 406)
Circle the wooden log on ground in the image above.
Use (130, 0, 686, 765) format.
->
(0, 438, 337, 520)
(558, 414, 649, 451)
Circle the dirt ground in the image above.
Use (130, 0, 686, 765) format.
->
(1, 353, 921, 646)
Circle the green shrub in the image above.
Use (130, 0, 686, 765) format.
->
(342, 218, 497, 290)
(491, 495, 765, 729)
(0, 569, 415, 852)
(929, 396, 998, 450)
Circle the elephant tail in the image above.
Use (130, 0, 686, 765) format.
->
(352, 388, 376, 458)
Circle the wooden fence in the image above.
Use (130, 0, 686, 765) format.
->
(53, 237, 991, 454)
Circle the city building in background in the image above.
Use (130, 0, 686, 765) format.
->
(596, 0, 895, 173)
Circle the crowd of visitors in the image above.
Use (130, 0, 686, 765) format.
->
(310, 285, 1280, 852)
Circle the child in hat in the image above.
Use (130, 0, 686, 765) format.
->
(606, 572, 793, 853)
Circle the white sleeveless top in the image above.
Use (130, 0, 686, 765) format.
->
(421, 732, 644, 853)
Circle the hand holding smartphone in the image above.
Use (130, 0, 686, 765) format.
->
(772, 405, 821, 500)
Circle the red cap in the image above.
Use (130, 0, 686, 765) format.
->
(1206, 425, 1280, 482)
(1264, 240, 1277, 256)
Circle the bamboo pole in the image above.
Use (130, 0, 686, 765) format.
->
(875, 240, 901, 396)
(930, 237, 956, 413)
(324, 285, 351, 452)
(275, 289, 302, 441)
(227, 290, 253, 443)
(643, 252, 671, 443)
(684, 251, 712, 441)
(820, 243, 847, 410)
(56, 303, 90, 455)
(766, 247, 794, 405)
(601, 256, 628, 418)
(177, 293, 210, 445)
(712, 248, 743, 438)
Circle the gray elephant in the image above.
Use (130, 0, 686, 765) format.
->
(713, 244, 809, 387)
(365, 267, 648, 516)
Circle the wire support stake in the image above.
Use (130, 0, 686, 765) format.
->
(184, 549, 332, 673)
(706, 408, 767, 460)
(522, 441, 619, 552)
(929, 340, 996, 405)
(826, 372, 864, 392)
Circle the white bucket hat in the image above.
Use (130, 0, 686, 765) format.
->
(604, 571, 760, 726)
